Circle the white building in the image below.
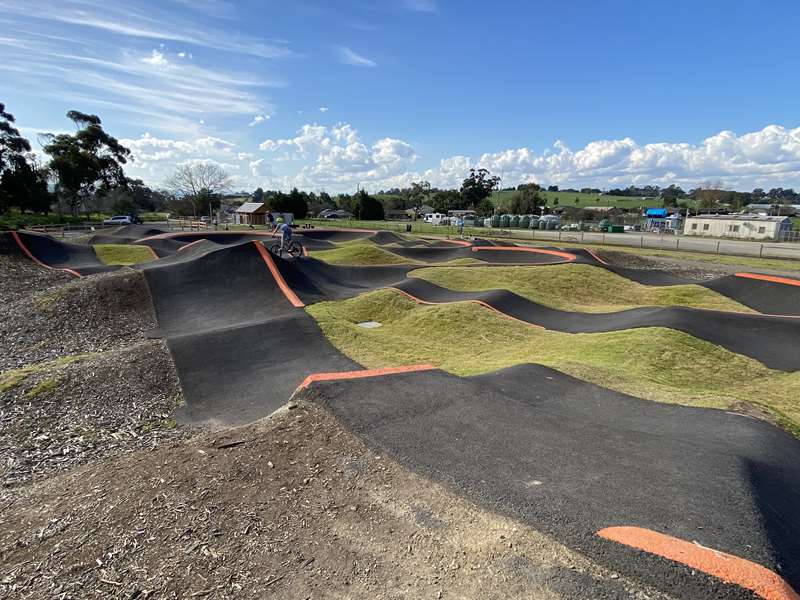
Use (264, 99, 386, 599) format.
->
(684, 214, 793, 241)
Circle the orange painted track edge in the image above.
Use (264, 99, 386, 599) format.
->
(296, 364, 437, 392)
(10, 231, 82, 278)
(736, 272, 800, 288)
(471, 245, 578, 261)
(598, 526, 799, 600)
(252, 241, 305, 308)
(585, 248, 609, 265)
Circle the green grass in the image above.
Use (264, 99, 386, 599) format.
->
(93, 244, 156, 266)
(490, 190, 677, 210)
(0, 354, 93, 394)
(411, 264, 755, 313)
(26, 377, 60, 399)
(310, 243, 419, 265)
(307, 290, 800, 435)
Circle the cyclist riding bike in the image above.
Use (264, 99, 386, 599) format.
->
(271, 217, 292, 252)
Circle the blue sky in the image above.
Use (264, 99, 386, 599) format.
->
(2, 0, 799, 193)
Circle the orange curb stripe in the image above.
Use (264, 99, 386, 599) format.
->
(296, 364, 436, 391)
(736, 272, 800, 288)
(471, 246, 578, 261)
(10, 231, 82, 278)
(252, 241, 305, 308)
(586, 248, 609, 265)
(598, 527, 799, 600)
(176, 238, 207, 252)
(441, 238, 473, 247)
(387, 287, 545, 330)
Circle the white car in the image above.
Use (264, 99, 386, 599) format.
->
(103, 215, 134, 225)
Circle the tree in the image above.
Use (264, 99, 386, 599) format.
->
(352, 190, 384, 220)
(474, 197, 495, 217)
(547, 185, 559, 192)
(287, 187, 309, 219)
(253, 187, 264, 203)
(42, 110, 131, 215)
(460, 168, 500, 209)
(508, 183, 543, 214)
(431, 189, 460, 213)
(0, 103, 52, 213)
(407, 181, 431, 217)
(165, 162, 232, 216)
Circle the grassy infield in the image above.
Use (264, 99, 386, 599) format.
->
(307, 238, 800, 435)
(93, 244, 155, 266)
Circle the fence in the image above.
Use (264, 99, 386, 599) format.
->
(301, 218, 800, 262)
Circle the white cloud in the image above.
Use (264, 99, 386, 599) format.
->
(5, 0, 295, 59)
(335, 45, 377, 67)
(319, 106, 329, 113)
(253, 123, 800, 193)
(0, 30, 280, 135)
(49, 123, 800, 195)
(141, 49, 169, 67)
(248, 114, 270, 126)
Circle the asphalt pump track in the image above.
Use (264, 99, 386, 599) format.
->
(6, 227, 800, 597)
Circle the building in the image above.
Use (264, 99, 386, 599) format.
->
(684, 214, 793, 241)
(234, 202, 270, 225)
(644, 208, 682, 232)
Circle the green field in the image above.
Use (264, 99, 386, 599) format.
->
(307, 290, 800, 436)
(491, 190, 673, 210)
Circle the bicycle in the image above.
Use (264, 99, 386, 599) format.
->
(268, 238, 303, 259)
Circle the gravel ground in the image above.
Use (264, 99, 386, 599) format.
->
(0, 268, 156, 371)
(0, 340, 191, 489)
(0, 402, 674, 600)
(0, 254, 73, 304)
(596, 249, 734, 280)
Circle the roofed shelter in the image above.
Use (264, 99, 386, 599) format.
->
(234, 202, 270, 225)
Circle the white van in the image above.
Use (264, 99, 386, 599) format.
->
(423, 212, 449, 225)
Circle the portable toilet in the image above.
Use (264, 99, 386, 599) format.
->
(500, 214, 511, 228)
(520, 215, 531, 229)
(510, 215, 520, 228)
(490, 214, 501, 228)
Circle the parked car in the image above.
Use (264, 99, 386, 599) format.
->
(103, 215, 134, 226)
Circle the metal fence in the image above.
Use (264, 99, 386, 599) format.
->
(302, 218, 800, 262)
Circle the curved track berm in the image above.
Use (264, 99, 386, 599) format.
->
(141, 241, 357, 427)
(271, 256, 800, 370)
(300, 364, 800, 598)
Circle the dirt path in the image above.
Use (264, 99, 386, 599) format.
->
(0, 403, 673, 600)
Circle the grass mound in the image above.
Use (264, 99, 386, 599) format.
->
(94, 243, 155, 265)
(411, 264, 754, 313)
(311, 242, 419, 265)
(307, 289, 800, 435)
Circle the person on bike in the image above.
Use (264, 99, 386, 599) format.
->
(271, 217, 292, 252)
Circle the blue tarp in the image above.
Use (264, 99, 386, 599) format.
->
(645, 208, 668, 218)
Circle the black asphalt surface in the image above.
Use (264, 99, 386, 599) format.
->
(705, 275, 800, 316)
(141, 241, 358, 426)
(14, 230, 119, 275)
(302, 364, 800, 598)
(391, 277, 800, 371)
(269, 257, 800, 370)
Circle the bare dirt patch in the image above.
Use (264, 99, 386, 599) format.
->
(595, 249, 733, 280)
(0, 268, 156, 371)
(0, 340, 190, 488)
(0, 402, 672, 600)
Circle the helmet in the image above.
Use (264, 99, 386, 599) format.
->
(276, 217, 285, 224)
